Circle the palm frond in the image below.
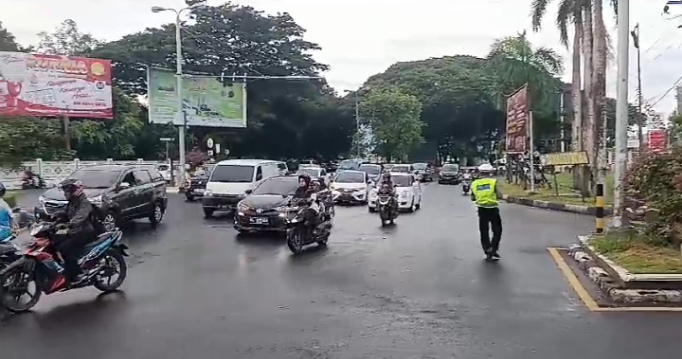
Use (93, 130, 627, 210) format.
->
(531, 0, 554, 31)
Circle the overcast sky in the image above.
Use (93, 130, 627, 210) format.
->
(3, 0, 682, 115)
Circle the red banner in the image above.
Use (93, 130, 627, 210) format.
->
(0, 52, 113, 119)
(647, 129, 667, 152)
(505, 85, 529, 153)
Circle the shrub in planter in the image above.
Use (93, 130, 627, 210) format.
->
(626, 147, 682, 244)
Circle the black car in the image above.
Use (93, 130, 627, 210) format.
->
(185, 164, 215, 202)
(438, 163, 461, 184)
(35, 164, 168, 231)
(234, 176, 300, 233)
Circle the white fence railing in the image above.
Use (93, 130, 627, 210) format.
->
(0, 158, 162, 190)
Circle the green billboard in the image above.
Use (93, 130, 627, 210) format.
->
(147, 67, 247, 127)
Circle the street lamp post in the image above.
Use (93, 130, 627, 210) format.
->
(612, 0, 630, 229)
(151, 2, 206, 187)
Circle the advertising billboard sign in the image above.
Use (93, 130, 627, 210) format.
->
(147, 68, 247, 128)
(647, 129, 667, 152)
(0, 52, 113, 119)
(505, 84, 529, 154)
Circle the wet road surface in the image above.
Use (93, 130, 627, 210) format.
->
(3, 184, 682, 358)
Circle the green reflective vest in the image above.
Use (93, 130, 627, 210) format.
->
(471, 178, 498, 208)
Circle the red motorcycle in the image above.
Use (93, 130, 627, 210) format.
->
(0, 216, 128, 313)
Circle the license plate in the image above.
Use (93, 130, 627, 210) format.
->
(249, 217, 268, 225)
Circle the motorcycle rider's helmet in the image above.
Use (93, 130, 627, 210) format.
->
(59, 178, 84, 200)
(383, 172, 391, 181)
(0, 182, 5, 198)
(477, 163, 494, 174)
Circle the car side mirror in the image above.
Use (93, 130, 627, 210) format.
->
(119, 182, 131, 189)
(245, 189, 252, 195)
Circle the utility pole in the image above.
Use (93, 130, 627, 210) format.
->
(559, 90, 566, 152)
(631, 23, 644, 150)
(612, 0, 630, 229)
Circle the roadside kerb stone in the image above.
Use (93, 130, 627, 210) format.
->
(566, 236, 682, 304)
(503, 195, 612, 216)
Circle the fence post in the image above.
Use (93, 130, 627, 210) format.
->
(595, 183, 605, 234)
(36, 158, 43, 178)
(107, 158, 113, 164)
(137, 158, 143, 164)
(74, 158, 80, 170)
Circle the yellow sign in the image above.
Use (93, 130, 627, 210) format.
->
(540, 151, 589, 166)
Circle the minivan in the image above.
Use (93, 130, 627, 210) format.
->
(201, 159, 281, 218)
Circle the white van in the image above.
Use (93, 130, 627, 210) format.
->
(201, 159, 281, 218)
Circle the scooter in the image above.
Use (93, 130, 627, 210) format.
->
(286, 196, 333, 254)
(462, 179, 471, 195)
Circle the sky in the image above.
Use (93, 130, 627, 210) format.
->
(3, 0, 682, 115)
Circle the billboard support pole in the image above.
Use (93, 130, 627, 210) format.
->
(529, 111, 535, 193)
(174, 11, 187, 188)
(62, 115, 71, 151)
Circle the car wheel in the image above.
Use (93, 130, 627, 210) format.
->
(149, 202, 164, 226)
(407, 199, 415, 213)
(185, 195, 194, 202)
(103, 211, 118, 232)
(368, 206, 376, 212)
(203, 207, 214, 218)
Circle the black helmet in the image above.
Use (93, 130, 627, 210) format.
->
(59, 178, 84, 200)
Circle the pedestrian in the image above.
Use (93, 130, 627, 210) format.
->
(470, 163, 503, 261)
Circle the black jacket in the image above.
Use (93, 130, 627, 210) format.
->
(378, 180, 395, 194)
(66, 194, 94, 234)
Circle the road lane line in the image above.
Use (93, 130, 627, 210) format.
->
(548, 247, 682, 312)
(548, 247, 600, 311)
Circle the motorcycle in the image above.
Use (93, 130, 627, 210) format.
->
(462, 179, 471, 195)
(286, 196, 333, 254)
(377, 185, 398, 226)
(0, 234, 21, 271)
(0, 220, 129, 313)
(20, 173, 45, 190)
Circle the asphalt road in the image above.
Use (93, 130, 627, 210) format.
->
(3, 185, 682, 358)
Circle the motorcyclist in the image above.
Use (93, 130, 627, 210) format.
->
(292, 174, 320, 234)
(0, 183, 17, 240)
(377, 172, 398, 212)
(470, 163, 503, 261)
(55, 178, 96, 284)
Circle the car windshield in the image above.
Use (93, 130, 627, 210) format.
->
(441, 164, 458, 172)
(298, 168, 321, 177)
(209, 165, 254, 183)
(338, 160, 358, 170)
(358, 165, 381, 175)
(68, 169, 120, 189)
(392, 176, 412, 187)
(334, 171, 364, 183)
(392, 166, 410, 173)
(252, 177, 298, 195)
(413, 163, 427, 171)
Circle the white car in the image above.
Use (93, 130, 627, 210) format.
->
(390, 164, 414, 175)
(368, 174, 422, 212)
(330, 170, 371, 204)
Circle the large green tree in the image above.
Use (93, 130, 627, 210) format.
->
(361, 88, 424, 162)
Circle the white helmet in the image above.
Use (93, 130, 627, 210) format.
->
(478, 163, 494, 172)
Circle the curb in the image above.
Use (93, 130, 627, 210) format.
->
(567, 238, 682, 304)
(502, 195, 612, 216)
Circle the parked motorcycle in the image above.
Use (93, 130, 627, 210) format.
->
(286, 196, 332, 254)
(377, 187, 398, 226)
(462, 179, 471, 195)
(0, 220, 129, 313)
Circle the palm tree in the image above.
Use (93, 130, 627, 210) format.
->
(487, 31, 563, 109)
(531, 0, 586, 192)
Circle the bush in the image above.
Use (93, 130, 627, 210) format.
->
(626, 147, 682, 242)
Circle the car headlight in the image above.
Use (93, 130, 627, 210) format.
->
(237, 202, 249, 211)
(38, 195, 46, 203)
(89, 195, 103, 204)
(204, 190, 213, 196)
(354, 186, 366, 193)
(400, 190, 409, 198)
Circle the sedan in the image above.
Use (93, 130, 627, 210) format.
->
(234, 176, 299, 233)
(438, 163, 461, 184)
(330, 170, 371, 204)
(368, 174, 422, 212)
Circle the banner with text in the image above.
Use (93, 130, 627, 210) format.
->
(147, 68, 247, 128)
(647, 129, 667, 152)
(0, 52, 113, 119)
(505, 85, 529, 154)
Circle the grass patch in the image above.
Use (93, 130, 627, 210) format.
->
(588, 232, 682, 274)
(498, 172, 614, 206)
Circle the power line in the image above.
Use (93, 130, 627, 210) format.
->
(649, 73, 682, 108)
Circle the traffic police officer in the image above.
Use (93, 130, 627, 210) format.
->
(470, 163, 503, 260)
